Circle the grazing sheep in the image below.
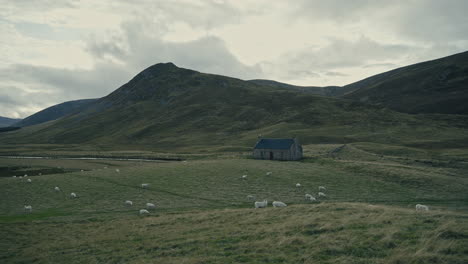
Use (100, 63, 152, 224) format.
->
(318, 192, 326, 198)
(416, 204, 429, 211)
(247, 195, 256, 200)
(24, 205, 32, 212)
(19, 176, 23, 179)
(54, 186, 60, 192)
(141, 183, 149, 188)
(296, 183, 301, 188)
(305, 194, 316, 201)
(81, 170, 84, 172)
(319, 186, 326, 191)
(139, 209, 150, 215)
(115, 169, 120, 173)
(38, 173, 42, 176)
(70, 192, 77, 198)
(146, 203, 156, 209)
(24, 174, 28, 177)
(27, 179, 32, 183)
(272, 201, 287, 207)
(125, 200, 133, 206)
(13, 176, 16, 178)
(242, 175, 247, 179)
(254, 200, 268, 208)
(104, 166, 108, 169)
(266, 172, 272, 176)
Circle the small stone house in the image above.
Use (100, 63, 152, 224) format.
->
(253, 138, 303, 161)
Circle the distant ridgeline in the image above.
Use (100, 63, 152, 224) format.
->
(0, 127, 21, 133)
(1, 51, 468, 149)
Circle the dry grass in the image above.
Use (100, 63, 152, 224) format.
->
(1, 203, 467, 264)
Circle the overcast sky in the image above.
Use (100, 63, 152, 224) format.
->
(1, 0, 467, 118)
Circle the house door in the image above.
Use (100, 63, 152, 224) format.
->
(269, 152, 273, 160)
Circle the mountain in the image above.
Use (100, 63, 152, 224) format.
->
(0, 116, 21, 127)
(15, 99, 98, 127)
(2, 62, 467, 152)
(248, 79, 343, 96)
(342, 51, 468, 114)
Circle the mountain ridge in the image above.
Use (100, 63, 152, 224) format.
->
(2, 60, 467, 152)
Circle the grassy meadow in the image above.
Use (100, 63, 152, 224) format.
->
(1, 143, 468, 263)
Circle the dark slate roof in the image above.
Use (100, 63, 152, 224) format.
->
(254, 138, 295, 150)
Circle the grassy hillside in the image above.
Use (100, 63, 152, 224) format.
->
(1, 149, 467, 263)
(248, 79, 343, 96)
(1, 63, 468, 152)
(15, 99, 98, 127)
(343, 51, 468, 114)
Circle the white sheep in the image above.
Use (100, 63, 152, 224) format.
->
(27, 179, 32, 183)
(242, 175, 247, 179)
(19, 176, 23, 179)
(54, 186, 60, 192)
(12, 176, 16, 178)
(24, 205, 32, 212)
(415, 204, 429, 211)
(266, 172, 272, 176)
(104, 166, 108, 169)
(296, 183, 301, 188)
(247, 195, 256, 200)
(81, 170, 84, 172)
(318, 192, 326, 198)
(38, 173, 42, 176)
(115, 169, 120, 173)
(141, 183, 149, 188)
(24, 174, 28, 177)
(139, 209, 150, 215)
(125, 200, 133, 206)
(272, 201, 287, 207)
(70, 192, 77, 198)
(254, 200, 268, 208)
(305, 193, 316, 201)
(319, 186, 326, 191)
(146, 203, 156, 209)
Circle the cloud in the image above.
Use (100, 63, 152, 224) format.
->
(325, 71, 348, 77)
(260, 36, 415, 85)
(87, 19, 263, 80)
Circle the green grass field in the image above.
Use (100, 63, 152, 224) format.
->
(1, 144, 468, 263)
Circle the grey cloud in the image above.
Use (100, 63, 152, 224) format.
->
(264, 36, 414, 77)
(394, 0, 468, 42)
(0, 63, 132, 118)
(363, 63, 397, 69)
(290, 0, 394, 23)
(88, 20, 263, 80)
(325, 71, 347, 77)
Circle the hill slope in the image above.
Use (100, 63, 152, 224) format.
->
(248, 79, 343, 96)
(1, 62, 468, 151)
(343, 51, 468, 114)
(15, 99, 98, 127)
(0, 116, 21, 127)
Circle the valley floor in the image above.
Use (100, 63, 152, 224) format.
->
(1, 144, 468, 263)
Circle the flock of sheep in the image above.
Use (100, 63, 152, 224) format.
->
(245, 171, 328, 209)
(16, 166, 430, 214)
